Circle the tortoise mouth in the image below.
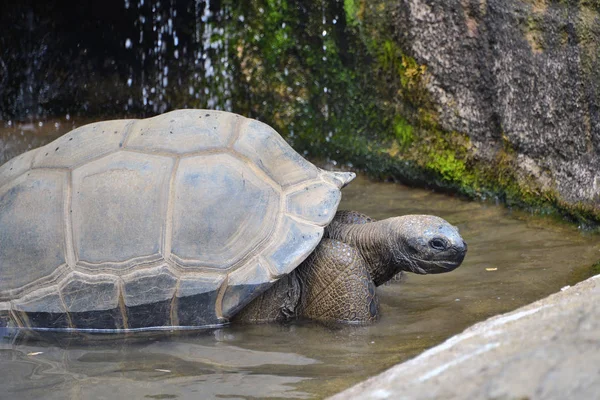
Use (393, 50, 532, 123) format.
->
(421, 259, 463, 274)
(429, 248, 467, 274)
(410, 248, 466, 275)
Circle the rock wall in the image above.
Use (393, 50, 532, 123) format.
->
(393, 0, 600, 222)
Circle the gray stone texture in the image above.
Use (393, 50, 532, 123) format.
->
(394, 0, 600, 211)
(331, 274, 600, 400)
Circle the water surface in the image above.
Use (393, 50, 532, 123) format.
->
(1, 121, 599, 399)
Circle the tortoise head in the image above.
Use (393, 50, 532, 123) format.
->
(387, 215, 467, 274)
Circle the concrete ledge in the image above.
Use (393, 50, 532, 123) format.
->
(330, 274, 600, 400)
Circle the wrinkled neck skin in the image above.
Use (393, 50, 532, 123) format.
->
(325, 219, 398, 286)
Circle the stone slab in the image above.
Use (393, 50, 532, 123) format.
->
(331, 275, 600, 400)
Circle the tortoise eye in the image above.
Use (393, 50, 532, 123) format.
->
(429, 238, 447, 251)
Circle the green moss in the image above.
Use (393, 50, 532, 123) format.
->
(393, 116, 413, 149)
(224, 0, 600, 228)
(398, 54, 427, 92)
(378, 40, 397, 71)
(344, 0, 361, 26)
(369, 35, 428, 108)
(426, 151, 467, 184)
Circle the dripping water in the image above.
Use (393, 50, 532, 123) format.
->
(124, 0, 233, 113)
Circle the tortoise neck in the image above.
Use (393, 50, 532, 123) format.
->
(325, 220, 397, 286)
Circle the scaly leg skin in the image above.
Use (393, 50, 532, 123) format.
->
(233, 274, 301, 323)
(234, 238, 379, 325)
(294, 238, 379, 324)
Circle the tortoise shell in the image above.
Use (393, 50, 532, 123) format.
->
(0, 110, 353, 331)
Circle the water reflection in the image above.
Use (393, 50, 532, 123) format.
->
(0, 328, 316, 399)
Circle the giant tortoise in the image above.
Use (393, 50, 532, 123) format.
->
(0, 110, 466, 331)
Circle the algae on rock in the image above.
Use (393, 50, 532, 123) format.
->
(229, 0, 600, 225)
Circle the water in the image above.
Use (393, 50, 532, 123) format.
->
(0, 118, 83, 165)
(0, 123, 599, 399)
(123, 0, 234, 113)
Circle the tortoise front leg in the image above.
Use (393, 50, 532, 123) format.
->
(236, 236, 380, 325)
(295, 238, 379, 324)
(233, 274, 301, 324)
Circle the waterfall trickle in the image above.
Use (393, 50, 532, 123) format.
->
(195, 0, 232, 111)
(124, 0, 232, 113)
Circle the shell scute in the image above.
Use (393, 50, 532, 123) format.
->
(13, 287, 64, 314)
(12, 286, 70, 329)
(233, 119, 319, 187)
(0, 170, 66, 294)
(125, 110, 237, 154)
(60, 273, 120, 313)
(286, 181, 341, 226)
(0, 148, 38, 189)
(120, 265, 178, 329)
(263, 216, 324, 277)
(121, 265, 178, 308)
(32, 120, 133, 169)
(221, 258, 274, 319)
(71, 151, 174, 267)
(177, 273, 225, 326)
(170, 154, 279, 269)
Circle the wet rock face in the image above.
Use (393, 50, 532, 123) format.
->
(395, 0, 600, 210)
